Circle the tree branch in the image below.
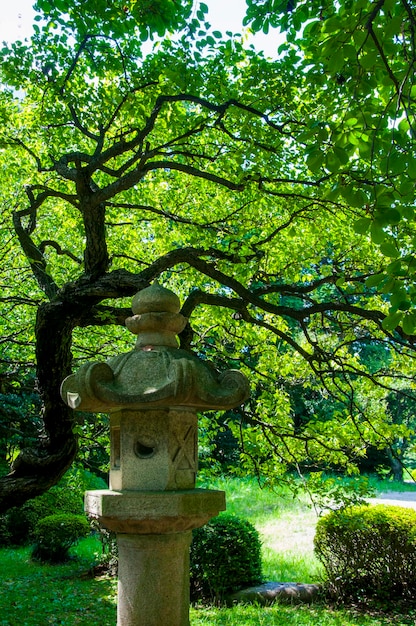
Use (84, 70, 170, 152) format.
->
(12, 210, 58, 300)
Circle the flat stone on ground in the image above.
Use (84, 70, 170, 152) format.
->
(229, 581, 321, 605)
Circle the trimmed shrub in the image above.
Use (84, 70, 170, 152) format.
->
(3, 482, 83, 546)
(0, 502, 40, 545)
(0, 467, 105, 546)
(190, 513, 263, 603)
(31, 513, 90, 563)
(314, 504, 416, 601)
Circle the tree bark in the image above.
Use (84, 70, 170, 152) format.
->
(82, 202, 110, 278)
(0, 302, 78, 512)
(387, 450, 404, 483)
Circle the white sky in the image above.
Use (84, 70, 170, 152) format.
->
(0, 0, 35, 42)
(0, 0, 280, 56)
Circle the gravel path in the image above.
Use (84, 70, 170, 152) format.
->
(369, 490, 416, 509)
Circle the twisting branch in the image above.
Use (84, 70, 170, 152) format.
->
(12, 210, 58, 300)
(82, 92, 303, 177)
(9, 139, 50, 172)
(59, 33, 133, 97)
(38, 240, 82, 264)
(67, 102, 100, 141)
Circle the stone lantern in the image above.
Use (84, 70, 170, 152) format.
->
(61, 283, 249, 626)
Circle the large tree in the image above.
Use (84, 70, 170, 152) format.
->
(0, 0, 415, 512)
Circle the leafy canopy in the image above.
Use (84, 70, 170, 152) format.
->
(245, 0, 416, 332)
(0, 0, 416, 510)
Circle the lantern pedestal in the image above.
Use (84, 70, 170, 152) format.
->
(85, 489, 226, 626)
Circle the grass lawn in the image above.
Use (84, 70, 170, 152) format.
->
(1, 476, 416, 625)
(0, 542, 117, 625)
(190, 604, 416, 625)
(204, 475, 323, 583)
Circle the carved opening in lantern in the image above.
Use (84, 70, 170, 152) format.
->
(134, 440, 156, 459)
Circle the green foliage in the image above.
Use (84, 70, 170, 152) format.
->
(190, 513, 263, 603)
(32, 0, 193, 44)
(2, 479, 416, 623)
(0, 543, 118, 625)
(90, 518, 118, 575)
(245, 0, 416, 331)
(0, 373, 42, 470)
(314, 504, 416, 601)
(0, 467, 103, 545)
(198, 412, 241, 475)
(0, 543, 413, 625)
(304, 473, 376, 510)
(31, 513, 90, 563)
(1, 0, 416, 511)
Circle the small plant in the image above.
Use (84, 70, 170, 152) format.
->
(90, 518, 118, 575)
(190, 513, 263, 603)
(314, 504, 416, 601)
(31, 513, 90, 563)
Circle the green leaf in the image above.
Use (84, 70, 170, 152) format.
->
(322, 17, 342, 33)
(365, 273, 385, 288)
(327, 54, 344, 73)
(374, 208, 401, 226)
(408, 159, 416, 179)
(348, 190, 367, 208)
(402, 312, 416, 335)
(333, 146, 349, 165)
(353, 217, 371, 234)
(389, 150, 407, 175)
(390, 288, 410, 311)
(381, 311, 403, 331)
(359, 51, 378, 69)
(344, 116, 359, 127)
(398, 300, 411, 311)
(387, 260, 404, 276)
(379, 242, 399, 258)
(306, 149, 325, 173)
(370, 223, 386, 244)
(326, 151, 342, 173)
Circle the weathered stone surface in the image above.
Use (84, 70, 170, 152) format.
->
(109, 409, 197, 491)
(85, 488, 226, 534)
(229, 581, 321, 605)
(117, 532, 191, 626)
(60, 283, 250, 413)
(61, 347, 249, 412)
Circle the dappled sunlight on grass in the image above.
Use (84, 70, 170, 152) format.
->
(197, 475, 310, 520)
(2, 477, 416, 624)
(259, 508, 322, 583)
(190, 603, 415, 625)
(0, 544, 117, 626)
(262, 547, 322, 584)
(198, 476, 321, 583)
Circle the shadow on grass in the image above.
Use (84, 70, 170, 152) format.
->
(0, 545, 117, 626)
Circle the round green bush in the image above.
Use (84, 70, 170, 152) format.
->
(31, 513, 90, 563)
(190, 513, 263, 603)
(314, 504, 416, 601)
(0, 467, 104, 546)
